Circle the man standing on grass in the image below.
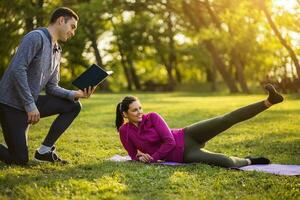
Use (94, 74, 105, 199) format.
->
(0, 7, 95, 165)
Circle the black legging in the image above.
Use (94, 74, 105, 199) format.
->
(0, 95, 81, 165)
(183, 101, 268, 167)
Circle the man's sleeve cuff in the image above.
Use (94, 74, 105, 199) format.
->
(68, 90, 77, 101)
(25, 103, 37, 112)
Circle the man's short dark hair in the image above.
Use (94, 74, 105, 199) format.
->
(50, 7, 79, 24)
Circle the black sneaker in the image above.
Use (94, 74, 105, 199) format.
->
(34, 146, 69, 164)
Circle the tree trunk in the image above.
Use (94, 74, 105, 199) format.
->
(91, 37, 103, 67)
(166, 63, 176, 90)
(25, 18, 34, 32)
(231, 49, 250, 93)
(110, 18, 133, 91)
(182, 0, 239, 93)
(117, 46, 133, 91)
(36, 0, 44, 27)
(206, 65, 217, 91)
(174, 64, 182, 83)
(260, 1, 300, 80)
(25, 1, 34, 32)
(153, 36, 175, 90)
(127, 58, 141, 90)
(211, 63, 217, 91)
(204, 0, 250, 93)
(205, 41, 239, 93)
(166, 8, 177, 88)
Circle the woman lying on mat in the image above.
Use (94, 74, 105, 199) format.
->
(115, 84, 283, 167)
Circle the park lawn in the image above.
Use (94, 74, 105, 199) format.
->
(0, 92, 299, 200)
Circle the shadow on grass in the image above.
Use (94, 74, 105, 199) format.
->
(0, 159, 226, 199)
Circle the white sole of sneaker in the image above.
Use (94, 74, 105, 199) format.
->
(33, 158, 52, 163)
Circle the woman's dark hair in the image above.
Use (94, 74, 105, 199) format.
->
(50, 7, 79, 24)
(115, 96, 138, 131)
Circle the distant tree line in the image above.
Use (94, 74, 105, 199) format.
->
(0, 0, 299, 93)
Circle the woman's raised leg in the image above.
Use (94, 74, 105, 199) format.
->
(184, 84, 283, 144)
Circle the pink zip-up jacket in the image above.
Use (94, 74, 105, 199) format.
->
(119, 112, 185, 162)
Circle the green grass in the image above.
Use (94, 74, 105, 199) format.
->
(0, 92, 299, 200)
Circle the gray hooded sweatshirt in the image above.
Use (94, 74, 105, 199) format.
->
(0, 28, 75, 112)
